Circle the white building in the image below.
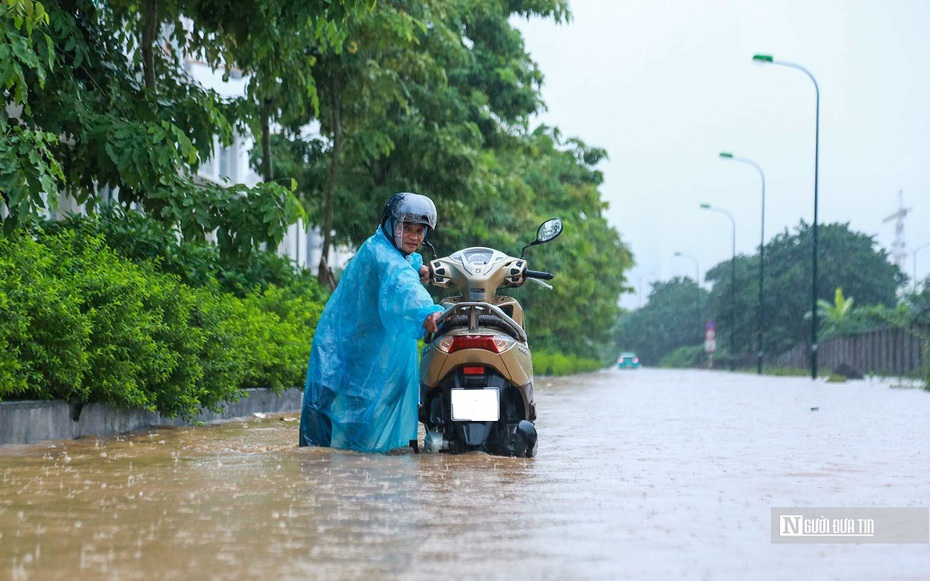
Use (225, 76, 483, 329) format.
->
(185, 58, 349, 278)
(22, 26, 350, 280)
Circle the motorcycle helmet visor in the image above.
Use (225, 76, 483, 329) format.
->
(381, 192, 437, 251)
(381, 192, 437, 230)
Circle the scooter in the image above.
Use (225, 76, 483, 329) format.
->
(417, 218, 563, 457)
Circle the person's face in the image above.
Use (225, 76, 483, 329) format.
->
(401, 222, 426, 253)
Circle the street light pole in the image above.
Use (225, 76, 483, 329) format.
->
(719, 152, 766, 374)
(674, 251, 700, 285)
(914, 243, 930, 293)
(700, 204, 736, 370)
(753, 53, 820, 380)
(674, 251, 702, 347)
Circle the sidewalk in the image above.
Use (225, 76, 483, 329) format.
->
(0, 388, 303, 446)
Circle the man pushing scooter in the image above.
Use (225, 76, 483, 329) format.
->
(299, 192, 443, 453)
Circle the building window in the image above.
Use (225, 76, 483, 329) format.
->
(219, 140, 238, 182)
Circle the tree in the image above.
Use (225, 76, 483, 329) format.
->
(906, 279, 930, 326)
(704, 221, 905, 358)
(0, 0, 64, 233)
(267, 0, 571, 263)
(819, 287, 854, 321)
(614, 278, 709, 365)
(1, 0, 370, 259)
(277, 0, 630, 359)
(272, 1, 428, 279)
(701, 253, 759, 363)
(5, 0, 633, 366)
(514, 127, 631, 360)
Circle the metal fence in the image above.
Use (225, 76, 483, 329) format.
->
(771, 326, 929, 377)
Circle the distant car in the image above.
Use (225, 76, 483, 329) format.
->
(617, 352, 641, 369)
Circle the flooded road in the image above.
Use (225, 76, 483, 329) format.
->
(2, 369, 929, 580)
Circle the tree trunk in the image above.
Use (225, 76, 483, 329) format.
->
(261, 99, 273, 182)
(0, 192, 9, 226)
(318, 77, 341, 287)
(141, 0, 158, 92)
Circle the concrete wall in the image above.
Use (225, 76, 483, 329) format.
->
(0, 388, 303, 446)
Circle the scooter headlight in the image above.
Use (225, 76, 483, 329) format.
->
(436, 334, 515, 354)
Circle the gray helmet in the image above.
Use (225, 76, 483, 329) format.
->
(381, 192, 437, 230)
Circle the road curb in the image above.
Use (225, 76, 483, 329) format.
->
(0, 388, 304, 446)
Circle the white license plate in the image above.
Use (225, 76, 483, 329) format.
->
(450, 388, 500, 422)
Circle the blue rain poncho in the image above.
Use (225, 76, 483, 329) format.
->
(299, 227, 444, 453)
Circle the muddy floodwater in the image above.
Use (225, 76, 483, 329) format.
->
(2, 369, 930, 580)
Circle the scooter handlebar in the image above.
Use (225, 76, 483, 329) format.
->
(524, 269, 554, 281)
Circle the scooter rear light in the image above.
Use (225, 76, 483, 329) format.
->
(462, 366, 485, 375)
(437, 334, 515, 354)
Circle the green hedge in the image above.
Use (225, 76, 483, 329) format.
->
(47, 207, 328, 300)
(0, 228, 322, 419)
(532, 349, 604, 376)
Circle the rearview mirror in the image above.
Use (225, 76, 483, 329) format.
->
(535, 218, 563, 244)
(521, 218, 563, 257)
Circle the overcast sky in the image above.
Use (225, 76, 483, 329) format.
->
(515, 0, 929, 309)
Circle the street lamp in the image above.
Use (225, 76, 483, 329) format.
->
(914, 243, 930, 293)
(700, 203, 736, 370)
(719, 152, 766, 374)
(753, 53, 821, 380)
(673, 251, 700, 285)
(674, 251, 702, 345)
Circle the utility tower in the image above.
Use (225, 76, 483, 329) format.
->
(882, 190, 911, 270)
